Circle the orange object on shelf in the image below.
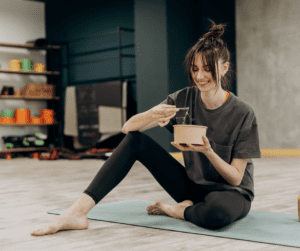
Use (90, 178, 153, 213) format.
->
(15, 109, 30, 123)
(6, 154, 12, 159)
(2, 117, 15, 123)
(34, 63, 46, 73)
(31, 117, 42, 124)
(41, 109, 54, 124)
(9, 60, 21, 71)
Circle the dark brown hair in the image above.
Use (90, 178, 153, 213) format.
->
(184, 19, 234, 92)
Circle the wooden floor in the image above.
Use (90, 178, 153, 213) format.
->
(1, 155, 300, 251)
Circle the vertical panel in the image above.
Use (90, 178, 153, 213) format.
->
(134, 0, 170, 151)
(236, 0, 300, 148)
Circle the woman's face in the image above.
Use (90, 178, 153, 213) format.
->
(191, 53, 228, 92)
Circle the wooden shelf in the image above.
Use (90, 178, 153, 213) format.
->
(0, 123, 58, 126)
(0, 147, 63, 153)
(0, 69, 60, 75)
(0, 42, 61, 50)
(0, 95, 60, 100)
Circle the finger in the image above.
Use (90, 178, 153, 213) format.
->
(165, 112, 177, 120)
(161, 104, 176, 107)
(156, 112, 176, 125)
(172, 142, 185, 151)
(171, 142, 181, 150)
(186, 143, 193, 149)
(158, 105, 176, 113)
(158, 120, 169, 127)
(163, 109, 179, 116)
(157, 117, 169, 124)
(166, 107, 179, 112)
(158, 121, 165, 127)
(161, 120, 169, 126)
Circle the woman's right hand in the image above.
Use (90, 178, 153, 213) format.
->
(151, 104, 179, 127)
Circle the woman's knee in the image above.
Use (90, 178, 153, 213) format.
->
(126, 131, 153, 145)
(125, 131, 142, 144)
(207, 207, 233, 229)
(192, 206, 233, 230)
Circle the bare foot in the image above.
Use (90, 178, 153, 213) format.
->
(31, 210, 89, 236)
(147, 200, 194, 220)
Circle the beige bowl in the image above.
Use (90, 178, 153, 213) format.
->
(173, 125, 208, 145)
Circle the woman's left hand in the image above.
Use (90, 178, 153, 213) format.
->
(171, 135, 212, 154)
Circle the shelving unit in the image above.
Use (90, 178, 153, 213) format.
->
(0, 41, 63, 154)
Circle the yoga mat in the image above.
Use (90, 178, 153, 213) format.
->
(48, 199, 300, 248)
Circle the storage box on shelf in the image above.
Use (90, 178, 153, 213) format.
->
(21, 83, 56, 98)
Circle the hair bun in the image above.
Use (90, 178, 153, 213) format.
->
(202, 19, 225, 40)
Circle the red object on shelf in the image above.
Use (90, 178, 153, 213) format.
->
(50, 149, 59, 160)
(33, 152, 39, 159)
(41, 109, 54, 124)
(85, 148, 113, 154)
(68, 155, 82, 160)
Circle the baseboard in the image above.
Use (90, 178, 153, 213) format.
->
(170, 149, 300, 160)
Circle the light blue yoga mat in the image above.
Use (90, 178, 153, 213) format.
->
(48, 199, 300, 248)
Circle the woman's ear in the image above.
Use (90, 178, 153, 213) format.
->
(223, 62, 229, 75)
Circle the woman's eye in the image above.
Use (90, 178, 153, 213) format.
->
(192, 67, 210, 72)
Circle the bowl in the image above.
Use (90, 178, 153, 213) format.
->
(173, 125, 208, 145)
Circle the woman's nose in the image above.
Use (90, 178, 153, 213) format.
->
(196, 70, 207, 82)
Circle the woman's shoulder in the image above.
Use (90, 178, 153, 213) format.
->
(168, 86, 193, 100)
(230, 92, 256, 116)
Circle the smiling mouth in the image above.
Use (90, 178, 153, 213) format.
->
(198, 80, 210, 85)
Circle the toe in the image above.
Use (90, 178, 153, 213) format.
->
(31, 229, 41, 236)
(147, 204, 154, 211)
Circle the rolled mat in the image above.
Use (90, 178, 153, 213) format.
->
(48, 199, 300, 248)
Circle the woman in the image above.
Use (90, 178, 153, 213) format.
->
(31, 19, 261, 236)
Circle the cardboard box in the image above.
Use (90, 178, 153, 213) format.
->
(21, 83, 55, 98)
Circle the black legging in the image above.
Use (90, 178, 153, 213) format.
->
(84, 131, 251, 230)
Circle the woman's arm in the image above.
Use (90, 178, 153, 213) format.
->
(122, 104, 178, 134)
(122, 110, 157, 134)
(205, 149, 248, 187)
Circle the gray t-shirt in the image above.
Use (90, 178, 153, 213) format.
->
(160, 86, 261, 202)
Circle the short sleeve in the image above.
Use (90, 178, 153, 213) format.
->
(159, 95, 176, 134)
(232, 110, 261, 159)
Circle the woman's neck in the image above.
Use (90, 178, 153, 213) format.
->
(201, 88, 227, 110)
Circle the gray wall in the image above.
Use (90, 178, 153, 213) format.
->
(236, 0, 300, 149)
